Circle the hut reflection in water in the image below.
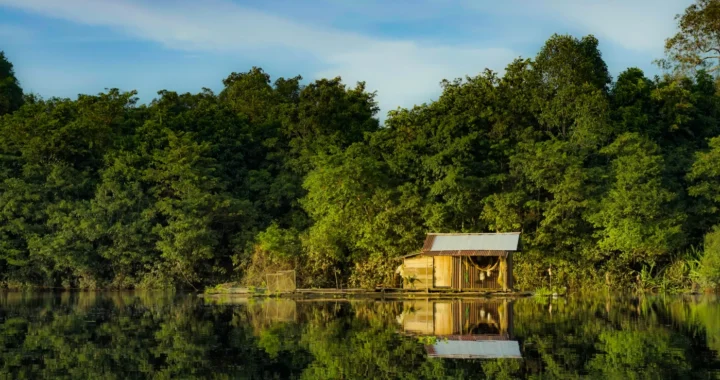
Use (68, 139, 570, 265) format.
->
(397, 299, 522, 359)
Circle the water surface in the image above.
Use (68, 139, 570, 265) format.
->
(0, 292, 718, 379)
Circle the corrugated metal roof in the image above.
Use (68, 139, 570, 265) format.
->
(422, 250, 509, 257)
(426, 340, 522, 359)
(424, 233, 520, 252)
(422, 235, 436, 251)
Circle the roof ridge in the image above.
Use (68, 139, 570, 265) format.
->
(426, 232, 521, 235)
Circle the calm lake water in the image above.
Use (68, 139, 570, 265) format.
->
(0, 292, 718, 379)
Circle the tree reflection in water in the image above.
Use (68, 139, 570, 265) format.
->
(0, 292, 718, 379)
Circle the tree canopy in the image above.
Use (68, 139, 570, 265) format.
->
(1, 1, 720, 291)
(663, 0, 720, 76)
(0, 51, 23, 116)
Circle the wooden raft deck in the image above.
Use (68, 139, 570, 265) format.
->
(200, 287, 533, 300)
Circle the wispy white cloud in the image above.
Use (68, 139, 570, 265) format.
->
(540, 0, 691, 53)
(466, 0, 691, 54)
(0, 0, 517, 118)
(316, 43, 514, 113)
(0, 0, 687, 117)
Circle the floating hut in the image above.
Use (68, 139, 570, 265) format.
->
(398, 299, 521, 359)
(398, 233, 520, 291)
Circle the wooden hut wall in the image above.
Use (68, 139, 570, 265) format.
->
(402, 300, 507, 337)
(452, 257, 459, 289)
(402, 256, 433, 289)
(434, 302, 454, 335)
(452, 256, 502, 290)
(507, 254, 514, 290)
(457, 300, 504, 336)
(433, 256, 453, 287)
(506, 301, 514, 337)
(402, 300, 434, 334)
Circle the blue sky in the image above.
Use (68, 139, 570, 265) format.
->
(0, 0, 693, 119)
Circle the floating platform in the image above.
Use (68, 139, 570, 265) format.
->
(200, 286, 533, 300)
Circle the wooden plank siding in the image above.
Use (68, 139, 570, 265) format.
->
(455, 256, 502, 290)
(507, 254, 514, 290)
(402, 300, 434, 334)
(433, 302, 454, 335)
(401, 299, 509, 338)
(433, 256, 453, 287)
(403, 253, 512, 291)
(402, 256, 433, 289)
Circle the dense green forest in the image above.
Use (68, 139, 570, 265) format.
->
(1, 1, 720, 291)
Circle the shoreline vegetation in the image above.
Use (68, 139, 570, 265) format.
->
(2, 1, 720, 295)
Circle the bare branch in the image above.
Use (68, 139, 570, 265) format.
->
(702, 47, 720, 55)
